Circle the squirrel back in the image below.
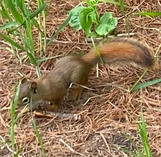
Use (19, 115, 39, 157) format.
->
(81, 38, 154, 67)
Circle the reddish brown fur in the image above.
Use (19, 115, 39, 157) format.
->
(82, 38, 154, 67)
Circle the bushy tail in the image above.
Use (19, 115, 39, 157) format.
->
(81, 38, 154, 67)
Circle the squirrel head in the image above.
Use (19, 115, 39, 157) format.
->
(18, 78, 42, 110)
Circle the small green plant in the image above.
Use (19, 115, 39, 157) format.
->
(67, 0, 118, 63)
(68, 0, 118, 37)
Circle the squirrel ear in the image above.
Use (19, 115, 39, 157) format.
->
(31, 82, 37, 93)
(31, 81, 37, 89)
(21, 78, 28, 84)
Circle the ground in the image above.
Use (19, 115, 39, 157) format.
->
(0, 0, 161, 156)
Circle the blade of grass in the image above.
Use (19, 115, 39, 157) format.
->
(38, 0, 43, 56)
(25, 17, 35, 53)
(0, 32, 25, 50)
(41, 0, 47, 54)
(6, 0, 23, 24)
(137, 12, 161, 17)
(15, 0, 25, 12)
(5, 3, 45, 34)
(119, 0, 130, 35)
(26, 52, 37, 65)
(47, 12, 72, 45)
(36, 65, 41, 78)
(15, 105, 29, 123)
(10, 81, 21, 149)
(0, 21, 19, 30)
(13, 147, 23, 157)
(37, 55, 63, 64)
(119, 0, 125, 14)
(30, 3, 47, 19)
(37, 0, 47, 56)
(0, 2, 12, 21)
(91, 37, 104, 64)
(138, 114, 152, 157)
(132, 78, 161, 91)
(130, 69, 148, 92)
(33, 120, 46, 157)
(17, 0, 43, 32)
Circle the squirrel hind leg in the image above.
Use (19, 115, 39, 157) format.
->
(46, 98, 63, 112)
(72, 77, 88, 100)
(72, 86, 84, 100)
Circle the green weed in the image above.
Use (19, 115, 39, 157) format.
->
(0, 0, 47, 77)
(138, 114, 152, 157)
(33, 120, 46, 157)
(120, 114, 152, 157)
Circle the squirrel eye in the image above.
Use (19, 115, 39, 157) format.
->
(22, 97, 30, 104)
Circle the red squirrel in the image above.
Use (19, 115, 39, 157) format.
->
(18, 38, 154, 111)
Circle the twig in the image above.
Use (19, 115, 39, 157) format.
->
(59, 139, 83, 156)
(119, 0, 146, 20)
(0, 135, 16, 154)
(83, 94, 107, 106)
(100, 133, 111, 153)
(69, 82, 95, 91)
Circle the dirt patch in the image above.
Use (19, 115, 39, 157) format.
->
(0, 0, 161, 156)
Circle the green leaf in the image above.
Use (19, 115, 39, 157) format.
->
(32, 19, 42, 32)
(18, 0, 30, 17)
(25, 17, 35, 53)
(27, 52, 37, 65)
(0, 32, 25, 50)
(0, 21, 19, 30)
(89, 9, 99, 23)
(14, 1, 42, 32)
(95, 12, 117, 36)
(0, 2, 12, 21)
(137, 12, 161, 17)
(100, 12, 112, 23)
(29, 3, 47, 19)
(6, 0, 24, 24)
(15, 0, 24, 10)
(68, 6, 85, 30)
(88, 32, 98, 37)
(79, 7, 94, 34)
(95, 23, 108, 35)
(133, 78, 161, 91)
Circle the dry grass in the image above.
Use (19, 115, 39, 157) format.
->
(0, 0, 161, 156)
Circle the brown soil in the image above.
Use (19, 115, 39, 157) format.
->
(0, 0, 161, 156)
